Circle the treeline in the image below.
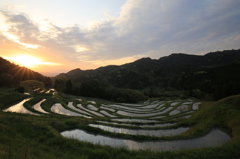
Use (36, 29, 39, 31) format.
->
(181, 62, 240, 100)
(63, 61, 240, 102)
(56, 49, 240, 101)
(0, 57, 52, 88)
(54, 78, 147, 103)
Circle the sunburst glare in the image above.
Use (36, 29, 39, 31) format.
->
(4, 55, 60, 68)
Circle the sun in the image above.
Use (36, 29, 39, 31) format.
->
(7, 55, 43, 68)
(3, 55, 61, 68)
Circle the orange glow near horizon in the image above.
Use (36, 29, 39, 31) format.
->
(4, 55, 61, 68)
(2, 53, 136, 76)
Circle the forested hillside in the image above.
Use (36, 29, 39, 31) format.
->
(55, 49, 240, 101)
(181, 62, 240, 100)
(0, 57, 52, 87)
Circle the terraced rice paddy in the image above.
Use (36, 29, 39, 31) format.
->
(3, 89, 230, 151)
(61, 129, 230, 151)
(4, 98, 39, 115)
(4, 95, 200, 120)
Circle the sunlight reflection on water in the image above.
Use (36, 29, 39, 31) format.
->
(3, 98, 39, 115)
(33, 99, 49, 114)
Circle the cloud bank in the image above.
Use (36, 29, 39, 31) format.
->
(0, 0, 240, 74)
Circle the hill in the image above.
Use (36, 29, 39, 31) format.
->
(55, 49, 240, 100)
(181, 61, 240, 100)
(0, 57, 52, 87)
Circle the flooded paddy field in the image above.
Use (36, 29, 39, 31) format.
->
(61, 129, 230, 151)
(88, 124, 188, 137)
(2, 91, 231, 152)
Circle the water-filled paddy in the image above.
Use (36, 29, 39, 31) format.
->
(99, 110, 117, 117)
(192, 102, 201, 110)
(111, 119, 158, 123)
(169, 104, 189, 116)
(116, 107, 173, 117)
(97, 121, 175, 128)
(51, 103, 90, 118)
(61, 129, 230, 151)
(4, 98, 39, 115)
(67, 102, 92, 117)
(87, 104, 98, 111)
(89, 124, 188, 137)
(33, 99, 49, 114)
(3, 95, 232, 152)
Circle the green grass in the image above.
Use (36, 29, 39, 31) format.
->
(40, 97, 57, 113)
(0, 92, 27, 110)
(23, 97, 44, 114)
(178, 95, 240, 140)
(0, 90, 240, 158)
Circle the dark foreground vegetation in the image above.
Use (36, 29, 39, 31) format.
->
(0, 89, 240, 158)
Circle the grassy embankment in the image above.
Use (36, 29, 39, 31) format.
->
(0, 90, 240, 159)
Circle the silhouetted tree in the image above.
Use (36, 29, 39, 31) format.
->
(15, 86, 25, 93)
(65, 79, 72, 93)
(20, 80, 45, 92)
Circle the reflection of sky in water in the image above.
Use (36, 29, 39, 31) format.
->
(192, 102, 201, 110)
(117, 107, 173, 117)
(87, 104, 98, 111)
(99, 110, 116, 117)
(4, 98, 39, 115)
(89, 124, 188, 137)
(97, 121, 175, 128)
(112, 119, 158, 123)
(121, 103, 146, 107)
(77, 104, 104, 117)
(169, 104, 189, 116)
(68, 102, 92, 117)
(155, 104, 165, 110)
(61, 129, 125, 147)
(140, 103, 160, 109)
(33, 99, 49, 114)
(102, 101, 200, 118)
(45, 89, 55, 94)
(87, 101, 96, 104)
(118, 101, 162, 107)
(61, 129, 231, 151)
(171, 102, 180, 106)
(105, 104, 155, 112)
(182, 102, 193, 105)
(51, 103, 90, 118)
(100, 106, 115, 112)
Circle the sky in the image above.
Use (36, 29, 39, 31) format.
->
(0, 0, 240, 76)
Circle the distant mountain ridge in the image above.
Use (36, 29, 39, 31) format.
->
(57, 49, 240, 90)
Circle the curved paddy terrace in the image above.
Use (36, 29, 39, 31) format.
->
(2, 90, 232, 152)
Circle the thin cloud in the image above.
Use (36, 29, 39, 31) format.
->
(0, 0, 240, 71)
